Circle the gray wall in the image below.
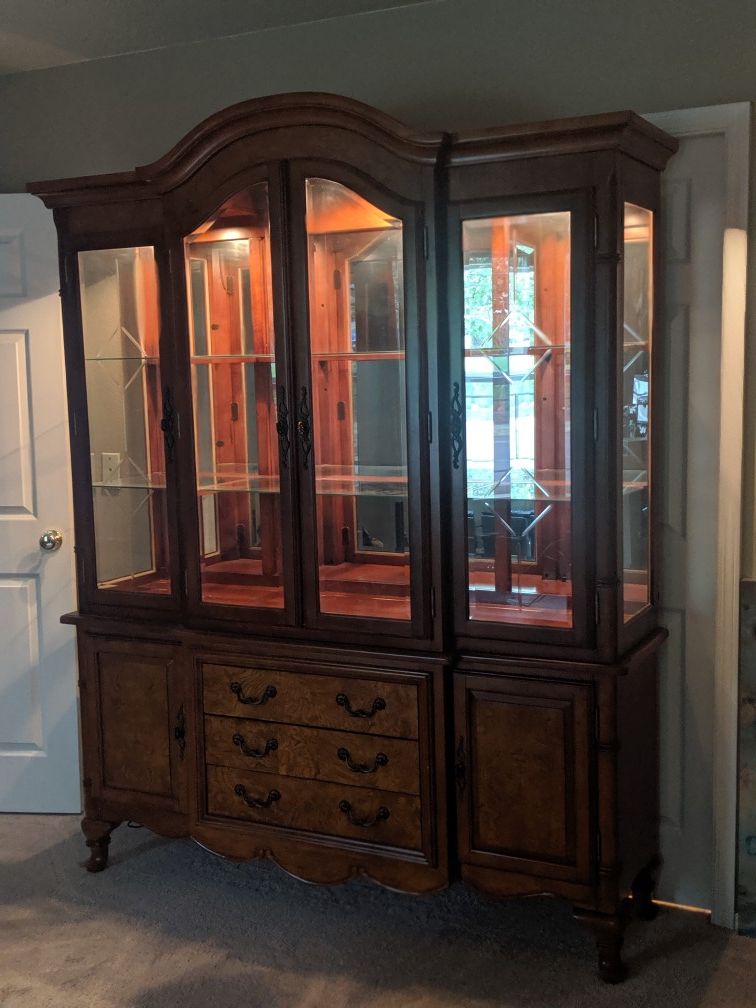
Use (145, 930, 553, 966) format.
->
(1, 0, 756, 189)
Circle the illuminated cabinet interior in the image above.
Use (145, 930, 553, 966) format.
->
(305, 178, 411, 621)
(32, 95, 677, 986)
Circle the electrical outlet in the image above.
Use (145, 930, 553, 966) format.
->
(101, 452, 121, 484)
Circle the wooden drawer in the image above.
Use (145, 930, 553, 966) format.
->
(206, 765, 422, 851)
(202, 662, 418, 739)
(204, 715, 420, 794)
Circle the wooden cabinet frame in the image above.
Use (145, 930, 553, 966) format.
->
(34, 96, 677, 982)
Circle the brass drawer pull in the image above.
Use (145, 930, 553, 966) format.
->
(339, 799, 390, 828)
(229, 682, 277, 706)
(232, 733, 278, 759)
(335, 693, 386, 719)
(337, 747, 388, 774)
(233, 783, 281, 809)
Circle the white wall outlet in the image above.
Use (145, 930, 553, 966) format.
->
(101, 452, 121, 484)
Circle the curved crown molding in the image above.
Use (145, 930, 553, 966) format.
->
(29, 92, 446, 207)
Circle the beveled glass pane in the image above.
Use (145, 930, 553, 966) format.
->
(185, 183, 284, 609)
(79, 247, 170, 593)
(306, 178, 410, 621)
(462, 212, 572, 627)
(622, 204, 653, 621)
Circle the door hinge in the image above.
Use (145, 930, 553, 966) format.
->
(430, 586, 436, 618)
(423, 226, 429, 260)
(594, 590, 600, 626)
(427, 411, 433, 443)
(72, 411, 79, 437)
(183, 570, 189, 596)
(593, 212, 599, 249)
(593, 408, 599, 442)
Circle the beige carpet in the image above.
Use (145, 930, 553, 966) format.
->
(1, 814, 755, 1008)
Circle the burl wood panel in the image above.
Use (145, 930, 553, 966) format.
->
(98, 651, 174, 796)
(204, 715, 420, 794)
(206, 765, 422, 850)
(460, 675, 593, 882)
(202, 663, 418, 738)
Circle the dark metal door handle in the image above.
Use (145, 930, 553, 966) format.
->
(232, 734, 278, 759)
(450, 381, 464, 469)
(229, 682, 277, 706)
(174, 705, 186, 760)
(161, 385, 176, 463)
(337, 747, 389, 774)
(338, 800, 390, 828)
(335, 693, 386, 719)
(297, 386, 312, 468)
(276, 386, 291, 467)
(234, 784, 281, 809)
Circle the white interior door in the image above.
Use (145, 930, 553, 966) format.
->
(646, 108, 743, 911)
(0, 194, 80, 812)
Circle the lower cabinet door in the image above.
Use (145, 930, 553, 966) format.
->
(80, 635, 188, 814)
(455, 672, 594, 884)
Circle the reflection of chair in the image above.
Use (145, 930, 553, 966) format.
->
(510, 508, 536, 561)
(475, 506, 536, 560)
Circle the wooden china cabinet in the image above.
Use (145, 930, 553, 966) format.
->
(30, 94, 676, 983)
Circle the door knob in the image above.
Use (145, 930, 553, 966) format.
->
(39, 529, 63, 552)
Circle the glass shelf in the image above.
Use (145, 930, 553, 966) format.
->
(622, 471, 649, 495)
(467, 469, 571, 504)
(194, 465, 410, 499)
(315, 465, 408, 499)
(92, 478, 167, 491)
(191, 354, 275, 364)
(196, 472, 281, 495)
(464, 345, 568, 357)
(312, 351, 406, 362)
(84, 355, 159, 364)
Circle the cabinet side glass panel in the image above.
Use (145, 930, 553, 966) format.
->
(79, 247, 170, 594)
(462, 212, 573, 628)
(622, 203, 653, 621)
(185, 183, 284, 609)
(305, 178, 411, 621)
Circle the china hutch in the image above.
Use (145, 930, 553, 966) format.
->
(30, 93, 676, 983)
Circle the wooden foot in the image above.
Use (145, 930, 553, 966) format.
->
(81, 818, 121, 873)
(573, 907, 628, 984)
(631, 863, 660, 921)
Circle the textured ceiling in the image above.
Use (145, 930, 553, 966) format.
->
(0, 0, 437, 75)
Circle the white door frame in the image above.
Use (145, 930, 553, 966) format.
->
(646, 103, 750, 929)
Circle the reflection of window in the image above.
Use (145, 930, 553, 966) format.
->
(463, 247, 537, 498)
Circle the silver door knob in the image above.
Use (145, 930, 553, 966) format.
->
(39, 529, 63, 552)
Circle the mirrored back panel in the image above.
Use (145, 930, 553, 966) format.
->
(622, 203, 653, 622)
(185, 183, 285, 610)
(79, 246, 170, 594)
(305, 178, 411, 622)
(461, 211, 573, 628)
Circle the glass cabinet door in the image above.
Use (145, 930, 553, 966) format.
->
(303, 178, 412, 622)
(460, 211, 573, 629)
(79, 246, 171, 594)
(621, 203, 653, 622)
(184, 183, 286, 610)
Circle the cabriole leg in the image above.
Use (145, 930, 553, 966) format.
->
(81, 817, 121, 873)
(573, 907, 628, 984)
